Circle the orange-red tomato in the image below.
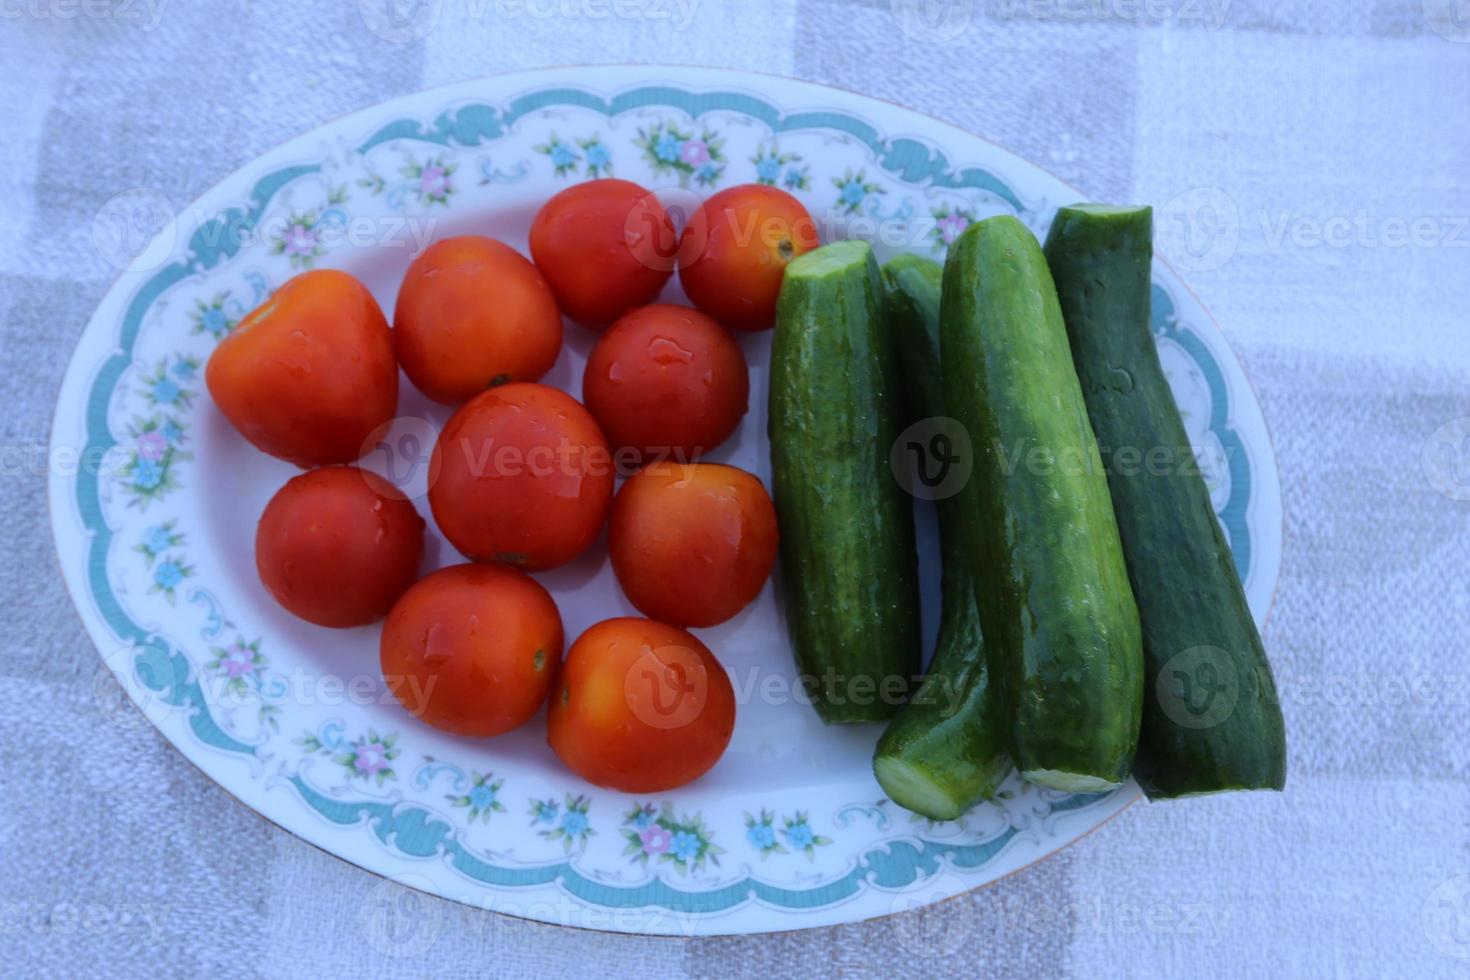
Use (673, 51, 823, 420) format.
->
(393, 235, 563, 404)
(428, 383, 613, 570)
(609, 462, 778, 628)
(528, 179, 675, 327)
(548, 617, 735, 792)
(380, 563, 563, 737)
(206, 269, 398, 466)
(582, 304, 748, 460)
(255, 466, 424, 628)
(677, 184, 819, 331)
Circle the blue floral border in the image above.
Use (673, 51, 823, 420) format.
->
(72, 85, 1251, 917)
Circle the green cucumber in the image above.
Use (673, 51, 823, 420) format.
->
(941, 215, 1144, 793)
(872, 254, 1010, 819)
(769, 240, 921, 723)
(1042, 203, 1286, 798)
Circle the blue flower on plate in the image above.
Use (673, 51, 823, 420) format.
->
(786, 822, 814, 850)
(747, 822, 775, 849)
(839, 182, 866, 208)
(561, 808, 589, 838)
(550, 144, 576, 168)
(154, 561, 184, 590)
(696, 163, 719, 183)
(143, 525, 173, 554)
(133, 457, 164, 490)
(654, 134, 681, 163)
(756, 157, 781, 182)
(671, 830, 701, 862)
(585, 143, 610, 169)
(629, 808, 654, 830)
(161, 419, 184, 444)
(201, 307, 228, 337)
(151, 377, 181, 405)
(171, 359, 196, 381)
(469, 784, 497, 811)
(782, 168, 805, 190)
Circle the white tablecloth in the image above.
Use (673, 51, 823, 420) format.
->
(4, 2, 1468, 976)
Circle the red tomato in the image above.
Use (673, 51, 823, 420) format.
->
(206, 269, 398, 466)
(528, 179, 675, 327)
(393, 235, 563, 404)
(548, 617, 735, 792)
(428, 383, 613, 570)
(255, 466, 424, 628)
(582, 304, 748, 460)
(677, 184, 819, 332)
(381, 563, 563, 737)
(609, 462, 778, 628)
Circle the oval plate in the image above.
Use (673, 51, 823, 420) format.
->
(49, 66, 1281, 936)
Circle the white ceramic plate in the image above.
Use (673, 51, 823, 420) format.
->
(49, 66, 1281, 936)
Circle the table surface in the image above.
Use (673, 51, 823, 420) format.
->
(4, 2, 1469, 977)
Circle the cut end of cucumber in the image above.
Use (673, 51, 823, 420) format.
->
(786, 239, 872, 279)
(1061, 203, 1151, 217)
(1021, 768, 1125, 793)
(873, 756, 968, 822)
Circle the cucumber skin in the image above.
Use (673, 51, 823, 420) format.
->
(940, 216, 1144, 789)
(1042, 205, 1286, 798)
(769, 241, 921, 724)
(872, 255, 1010, 818)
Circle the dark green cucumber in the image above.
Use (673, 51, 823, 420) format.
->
(873, 254, 1010, 819)
(769, 240, 921, 723)
(941, 215, 1144, 792)
(1042, 203, 1286, 799)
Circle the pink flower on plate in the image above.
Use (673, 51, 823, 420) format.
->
(282, 223, 316, 257)
(679, 140, 709, 168)
(136, 430, 167, 462)
(640, 825, 672, 855)
(938, 212, 969, 244)
(222, 644, 255, 679)
(354, 741, 388, 776)
(419, 165, 449, 199)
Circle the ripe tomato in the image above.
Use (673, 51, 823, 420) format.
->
(428, 382, 613, 570)
(381, 563, 563, 737)
(609, 462, 778, 628)
(677, 184, 819, 332)
(393, 236, 563, 404)
(582, 304, 748, 460)
(206, 269, 398, 466)
(255, 466, 424, 628)
(548, 617, 735, 792)
(529, 179, 675, 327)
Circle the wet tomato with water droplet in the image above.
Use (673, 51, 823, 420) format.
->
(678, 184, 819, 331)
(528, 179, 675, 327)
(381, 563, 563, 737)
(582, 304, 748, 460)
(610, 461, 778, 628)
(393, 235, 563, 404)
(206, 269, 398, 466)
(428, 383, 613, 570)
(255, 466, 424, 628)
(548, 617, 734, 792)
